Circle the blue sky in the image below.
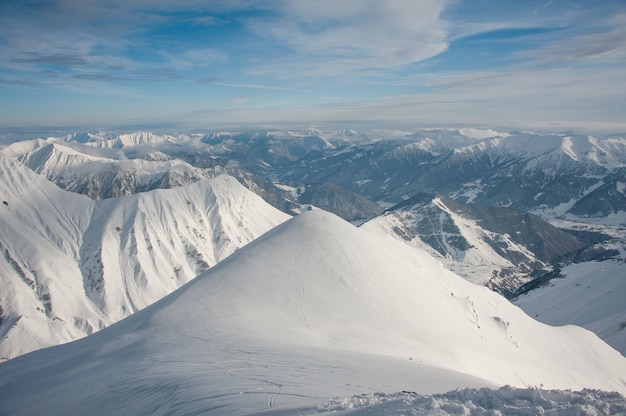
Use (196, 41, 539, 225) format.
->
(1, 0, 625, 132)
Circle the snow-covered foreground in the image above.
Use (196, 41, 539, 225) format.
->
(516, 260, 626, 356)
(314, 387, 626, 415)
(1, 210, 625, 415)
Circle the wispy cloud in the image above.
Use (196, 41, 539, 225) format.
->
(213, 82, 308, 93)
(0, 0, 625, 130)
(71, 73, 133, 82)
(246, 0, 454, 77)
(12, 52, 90, 68)
(160, 49, 229, 71)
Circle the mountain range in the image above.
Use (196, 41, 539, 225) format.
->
(5, 128, 623, 290)
(0, 127, 625, 413)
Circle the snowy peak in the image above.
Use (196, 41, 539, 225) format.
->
(0, 154, 99, 358)
(559, 135, 626, 168)
(0, 153, 94, 254)
(106, 208, 626, 392)
(453, 132, 625, 167)
(15, 142, 104, 175)
(80, 175, 291, 321)
(84, 131, 176, 149)
(2, 138, 215, 200)
(1, 209, 625, 415)
(0, 157, 290, 360)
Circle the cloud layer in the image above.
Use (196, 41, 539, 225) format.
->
(0, 0, 625, 131)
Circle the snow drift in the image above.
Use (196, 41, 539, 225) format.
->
(1, 209, 625, 415)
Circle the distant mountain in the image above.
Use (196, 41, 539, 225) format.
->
(5, 128, 625, 221)
(0, 153, 289, 360)
(568, 167, 626, 217)
(3, 140, 213, 200)
(0, 210, 624, 415)
(299, 182, 383, 223)
(279, 130, 626, 219)
(362, 193, 597, 296)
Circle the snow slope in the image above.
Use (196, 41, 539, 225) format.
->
(1, 209, 624, 415)
(81, 174, 291, 322)
(515, 260, 626, 356)
(0, 154, 101, 359)
(363, 200, 519, 285)
(0, 153, 289, 360)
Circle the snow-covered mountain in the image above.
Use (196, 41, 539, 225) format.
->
(272, 129, 626, 218)
(0, 154, 99, 359)
(0, 209, 624, 415)
(2, 139, 214, 200)
(361, 193, 592, 294)
(3, 128, 625, 354)
(5, 128, 625, 222)
(0, 153, 289, 360)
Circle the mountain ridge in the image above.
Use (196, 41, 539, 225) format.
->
(362, 192, 592, 295)
(0, 153, 290, 360)
(1, 209, 624, 415)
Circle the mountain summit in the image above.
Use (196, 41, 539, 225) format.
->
(1, 209, 624, 415)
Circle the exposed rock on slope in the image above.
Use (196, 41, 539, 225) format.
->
(362, 193, 586, 296)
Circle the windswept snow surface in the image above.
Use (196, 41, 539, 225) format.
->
(0, 154, 99, 358)
(1, 210, 625, 415)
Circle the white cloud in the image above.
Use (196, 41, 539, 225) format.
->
(247, 0, 456, 76)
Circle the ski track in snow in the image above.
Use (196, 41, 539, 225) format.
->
(165, 310, 289, 409)
(254, 379, 283, 409)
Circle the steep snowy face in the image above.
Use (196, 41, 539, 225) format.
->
(80, 175, 291, 321)
(0, 154, 100, 359)
(0, 153, 290, 360)
(1, 209, 624, 416)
